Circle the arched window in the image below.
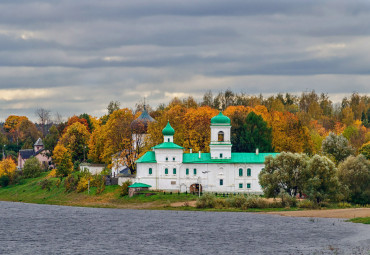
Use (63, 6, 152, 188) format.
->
(247, 168, 251, 177)
(218, 131, 224, 142)
(165, 168, 168, 175)
(239, 168, 243, 177)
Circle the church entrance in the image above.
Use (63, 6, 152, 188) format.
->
(190, 183, 202, 194)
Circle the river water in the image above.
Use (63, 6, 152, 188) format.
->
(0, 201, 369, 254)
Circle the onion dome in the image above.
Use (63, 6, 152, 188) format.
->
(131, 107, 155, 134)
(211, 112, 230, 124)
(162, 122, 175, 136)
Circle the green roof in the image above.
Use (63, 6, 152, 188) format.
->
(162, 122, 175, 136)
(153, 142, 184, 150)
(129, 182, 152, 188)
(211, 112, 230, 125)
(136, 151, 156, 163)
(136, 151, 279, 164)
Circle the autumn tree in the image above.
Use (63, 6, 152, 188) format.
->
(0, 158, 17, 185)
(338, 155, 370, 204)
(259, 152, 309, 198)
(232, 111, 273, 152)
(359, 142, 370, 160)
(322, 132, 354, 163)
(59, 122, 90, 162)
(52, 144, 73, 177)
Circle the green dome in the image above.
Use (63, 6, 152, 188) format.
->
(162, 122, 175, 136)
(211, 112, 230, 124)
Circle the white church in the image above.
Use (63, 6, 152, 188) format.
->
(135, 112, 278, 193)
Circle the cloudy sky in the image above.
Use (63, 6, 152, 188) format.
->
(0, 0, 369, 121)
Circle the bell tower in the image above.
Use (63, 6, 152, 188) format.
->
(209, 112, 232, 159)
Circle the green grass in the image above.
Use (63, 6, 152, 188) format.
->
(347, 217, 370, 224)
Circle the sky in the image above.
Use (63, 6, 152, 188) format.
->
(0, 0, 369, 122)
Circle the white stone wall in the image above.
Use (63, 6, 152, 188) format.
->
(80, 165, 105, 175)
(136, 161, 264, 193)
(155, 149, 183, 163)
(210, 125, 231, 143)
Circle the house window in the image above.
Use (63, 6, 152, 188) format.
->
(168, 138, 170, 142)
(165, 168, 168, 175)
(239, 168, 243, 176)
(173, 157, 175, 161)
(193, 168, 197, 175)
(166, 157, 168, 161)
(173, 168, 176, 175)
(247, 183, 251, 189)
(218, 131, 224, 142)
(239, 183, 243, 189)
(220, 179, 223, 186)
(220, 153, 223, 158)
(247, 168, 251, 176)
(186, 168, 189, 175)
(149, 168, 152, 175)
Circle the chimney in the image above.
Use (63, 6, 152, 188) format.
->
(199, 151, 201, 159)
(256, 148, 259, 155)
(190, 148, 192, 153)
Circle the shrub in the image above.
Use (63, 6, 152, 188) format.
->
(55, 179, 61, 188)
(64, 174, 78, 192)
(337, 202, 352, 208)
(120, 180, 132, 197)
(91, 174, 105, 195)
(245, 195, 268, 209)
(0, 175, 10, 187)
(214, 197, 227, 208)
(39, 179, 52, 191)
(226, 195, 247, 208)
(297, 200, 315, 209)
(47, 169, 57, 178)
(23, 157, 42, 178)
(196, 193, 216, 208)
(279, 191, 297, 207)
(76, 176, 90, 193)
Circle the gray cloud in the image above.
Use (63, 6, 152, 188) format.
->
(0, 0, 369, 121)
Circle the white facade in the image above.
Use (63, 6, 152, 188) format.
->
(136, 161, 263, 193)
(135, 113, 277, 194)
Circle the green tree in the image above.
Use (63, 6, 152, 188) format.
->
(322, 132, 354, 164)
(359, 142, 370, 160)
(338, 155, 370, 204)
(23, 157, 42, 178)
(303, 155, 341, 204)
(259, 152, 309, 198)
(232, 111, 273, 152)
(43, 125, 59, 157)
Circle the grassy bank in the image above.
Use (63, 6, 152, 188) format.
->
(347, 217, 370, 224)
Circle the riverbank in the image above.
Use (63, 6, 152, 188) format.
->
(1, 173, 369, 220)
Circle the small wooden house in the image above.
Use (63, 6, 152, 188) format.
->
(128, 182, 152, 197)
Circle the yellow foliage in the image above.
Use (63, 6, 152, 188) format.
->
(77, 176, 91, 193)
(47, 169, 57, 178)
(0, 158, 17, 180)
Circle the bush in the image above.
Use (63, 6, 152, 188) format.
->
(297, 200, 315, 209)
(214, 197, 227, 208)
(244, 195, 268, 209)
(39, 179, 52, 191)
(226, 195, 247, 208)
(337, 202, 352, 208)
(64, 174, 78, 192)
(0, 175, 10, 187)
(47, 169, 57, 178)
(120, 180, 132, 197)
(279, 192, 297, 207)
(91, 174, 105, 195)
(23, 157, 42, 178)
(55, 179, 61, 188)
(196, 193, 216, 208)
(76, 176, 90, 193)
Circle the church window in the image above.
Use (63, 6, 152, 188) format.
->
(220, 179, 223, 186)
(239, 183, 243, 189)
(247, 183, 251, 189)
(218, 131, 224, 142)
(173, 157, 175, 161)
(220, 153, 223, 158)
(165, 168, 168, 175)
(239, 168, 243, 176)
(247, 168, 251, 176)
(193, 168, 197, 175)
(166, 157, 168, 161)
(149, 168, 152, 175)
(173, 168, 176, 174)
(186, 168, 189, 175)
(168, 138, 170, 142)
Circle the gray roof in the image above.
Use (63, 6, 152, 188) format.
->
(34, 138, 44, 146)
(19, 149, 35, 160)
